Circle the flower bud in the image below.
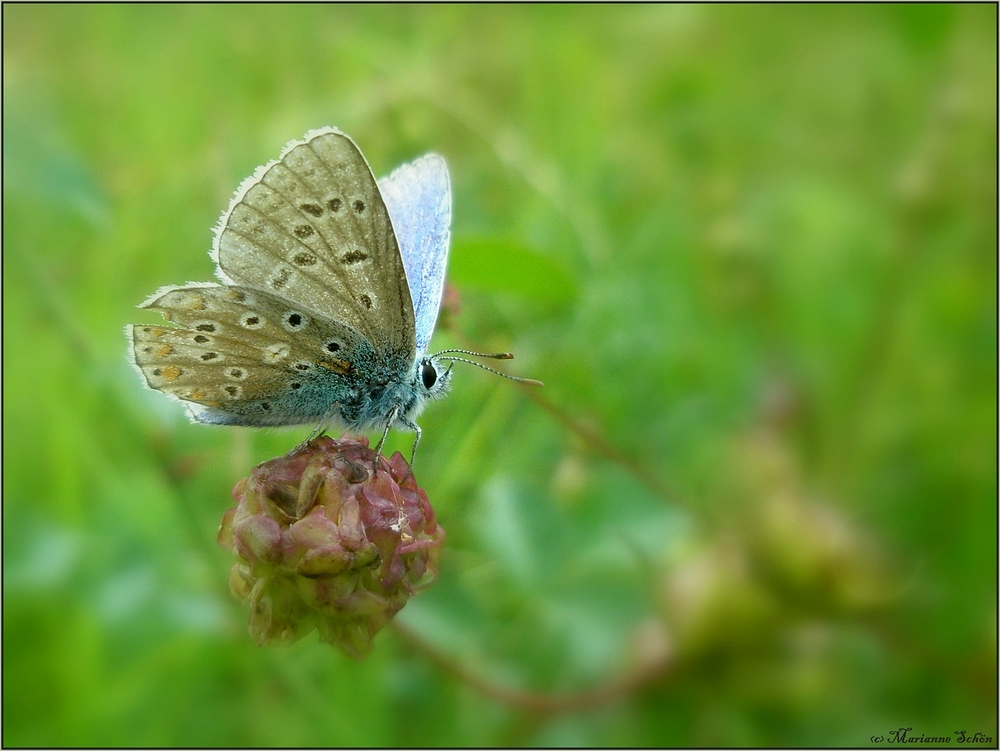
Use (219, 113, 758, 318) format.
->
(218, 436, 444, 658)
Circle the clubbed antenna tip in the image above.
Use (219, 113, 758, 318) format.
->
(433, 349, 543, 386)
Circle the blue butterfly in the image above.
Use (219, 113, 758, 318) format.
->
(127, 128, 538, 457)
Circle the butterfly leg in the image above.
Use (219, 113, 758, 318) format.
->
(305, 421, 328, 444)
(397, 415, 422, 465)
(374, 406, 399, 461)
(284, 417, 331, 456)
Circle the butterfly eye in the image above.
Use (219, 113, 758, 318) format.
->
(420, 360, 437, 390)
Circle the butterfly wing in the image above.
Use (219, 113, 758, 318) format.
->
(212, 128, 415, 358)
(378, 154, 451, 357)
(128, 283, 371, 426)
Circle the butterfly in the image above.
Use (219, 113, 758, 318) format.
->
(127, 127, 539, 459)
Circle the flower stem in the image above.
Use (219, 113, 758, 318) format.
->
(391, 619, 671, 715)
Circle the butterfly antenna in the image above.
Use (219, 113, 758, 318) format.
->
(432, 348, 517, 360)
(436, 356, 543, 386)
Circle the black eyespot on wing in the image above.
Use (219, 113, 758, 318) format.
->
(325, 341, 340, 353)
(294, 225, 314, 239)
(300, 203, 323, 217)
(195, 323, 216, 332)
(200, 352, 219, 361)
(327, 198, 342, 212)
(353, 199, 365, 213)
(193, 335, 210, 343)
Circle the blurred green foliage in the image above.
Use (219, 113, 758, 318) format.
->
(3, 4, 995, 747)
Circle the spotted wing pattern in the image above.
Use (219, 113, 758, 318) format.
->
(212, 128, 415, 357)
(128, 283, 369, 426)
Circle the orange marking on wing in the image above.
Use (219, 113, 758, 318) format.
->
(319, 358, 352, 375)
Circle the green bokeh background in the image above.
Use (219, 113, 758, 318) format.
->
(4, 4, 996, 747)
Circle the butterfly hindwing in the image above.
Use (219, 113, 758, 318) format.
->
(378, 154, 451, 356)
(212, 128, 416, 357)
(129, 284, 371, 426)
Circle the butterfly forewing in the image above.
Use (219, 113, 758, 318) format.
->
(129, 284, 370, 426)
(212, 128, 416, 357)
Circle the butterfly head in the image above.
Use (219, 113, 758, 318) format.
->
(417, 356, 453, 401)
